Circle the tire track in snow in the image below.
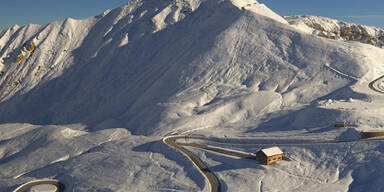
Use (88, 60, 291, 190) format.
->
(258, 175, 265, 192)
(324, 63, 360, 81)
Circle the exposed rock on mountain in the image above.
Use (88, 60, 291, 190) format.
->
(286, 15, 384, 48)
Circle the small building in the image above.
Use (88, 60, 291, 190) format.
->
(334, 121, 348, 128)
(256, 146, 283, 165)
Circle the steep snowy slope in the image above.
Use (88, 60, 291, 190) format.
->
(1, 0, 384, 191)
(0, 19, 95, 101)
(0, 0, 201, 102)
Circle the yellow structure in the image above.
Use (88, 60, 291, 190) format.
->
(256, 146, 283, 165)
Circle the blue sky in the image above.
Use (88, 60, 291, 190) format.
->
(0, 0, 128, 29)
(261, 0, 384, 28)
(0, 0, 383, 30)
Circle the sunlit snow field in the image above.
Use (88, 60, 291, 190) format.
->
(1, 0, 384, 191)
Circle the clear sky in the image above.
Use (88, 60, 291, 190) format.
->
(261, 0, 384, 28)
(0, 0, 128, 30)
(0, 0, 383, 30)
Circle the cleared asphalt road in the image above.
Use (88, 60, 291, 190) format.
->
(369, 75, 384, 94)
(164, 135, 384, 192)
(163, 136, 221, 192)
(13, 179, 61, 192)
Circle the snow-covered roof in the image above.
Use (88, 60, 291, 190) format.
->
(261, 147, 283, 157)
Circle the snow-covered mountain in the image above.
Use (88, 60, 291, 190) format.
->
(286, 15, 384, 48)
(0, 0, 380, 135)
(1, 0, 384, 191)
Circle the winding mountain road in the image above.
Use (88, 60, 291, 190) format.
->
(163, 75, 384, 192)
(369, 75, 384, 94)
(12, 76, 384, 192)
(164, 134, 384, 192)
(12, 179, 61, 192)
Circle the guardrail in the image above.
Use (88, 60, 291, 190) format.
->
(361, 132, 384, 139)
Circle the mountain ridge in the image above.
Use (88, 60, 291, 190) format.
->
(286, 15, 384, 48)
(1, 1, 384, 191)
(0, 0, 380, 136)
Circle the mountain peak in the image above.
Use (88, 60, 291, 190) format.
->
(230, 0, 288, 24)
(2, 1, 384, 191)
(0, 0, 382, 135)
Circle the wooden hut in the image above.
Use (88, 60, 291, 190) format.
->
(256, 146, 283, 165)
(334, 121, 348, 128)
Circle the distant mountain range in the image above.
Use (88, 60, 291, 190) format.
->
(286, 15, 384, 48)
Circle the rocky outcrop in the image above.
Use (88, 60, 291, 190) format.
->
(15, 53, 24, 62)
(286, 15, 384, 48)
(14, 41, 36, 62)
(27, 41, 36, 52)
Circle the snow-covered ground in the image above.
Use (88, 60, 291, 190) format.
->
(1, 0, 384, 191)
